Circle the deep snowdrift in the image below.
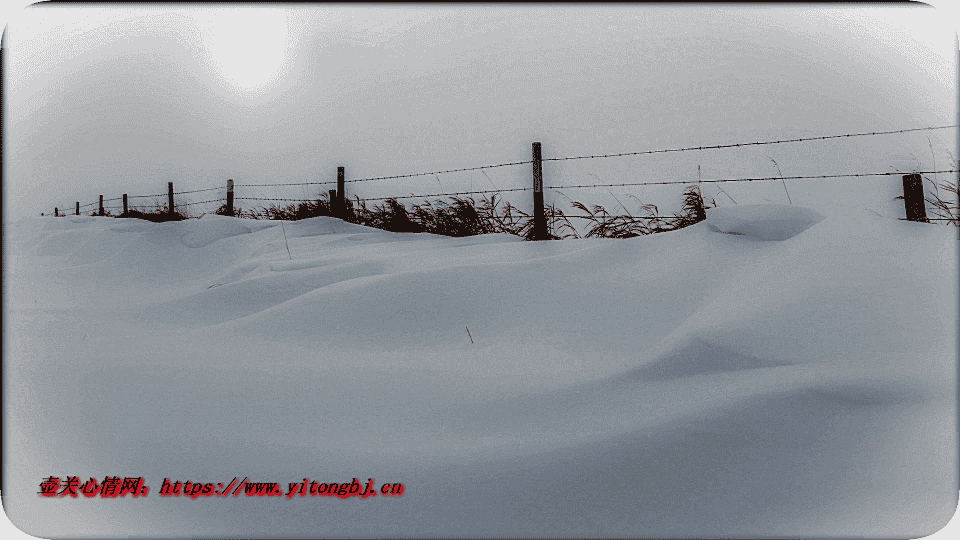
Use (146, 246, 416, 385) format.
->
(4, 205, 957, 538)
(705, 203, 825, 240)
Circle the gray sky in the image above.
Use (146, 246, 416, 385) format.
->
(3, 4, 957, 222)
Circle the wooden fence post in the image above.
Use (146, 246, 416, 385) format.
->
(55, 207, 58, 217)
(168, 182, 174, 214)
(99, 195, 104, 216)
(329, 189, 338, 217)
(123, 194, 128, 215)
(227, 179, 234, 216)
(902, 173, 928, 222)
(337, 167, 345, 210)
(76, 202, 79, 215)
(532, 142, 547, 240)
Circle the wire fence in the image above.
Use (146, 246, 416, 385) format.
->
(50, 124, 958, 229)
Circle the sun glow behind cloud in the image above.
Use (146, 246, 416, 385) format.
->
(191, 7, 291, 100)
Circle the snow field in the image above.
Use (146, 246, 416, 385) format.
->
(4, 205, 957, 538)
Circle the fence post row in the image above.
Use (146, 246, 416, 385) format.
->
(532, 142, 547, 240)
(902, 174, 928, 222)
(62, 140, 957, 227)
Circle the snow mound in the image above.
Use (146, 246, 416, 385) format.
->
(633, 336, 796, 381)
(179, 214, 276, 248)
(705, 204, 825, 241)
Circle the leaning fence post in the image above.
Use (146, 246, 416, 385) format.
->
(902, 173, 928, 223)
(76, 202, 79, 215)
(532, 142, 547, 240)
(337, 167, 345, 210)
(226, 179, 234, 216)
(99, 195, 104, 216)
(123, 194, 128, 215)
(168, 182, 174, 214)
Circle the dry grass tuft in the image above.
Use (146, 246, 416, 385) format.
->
(569, 184, 715, 238)
(117, 199, 188, 222)
(88, 180, 731, 241)
(245, 194, 334, 221)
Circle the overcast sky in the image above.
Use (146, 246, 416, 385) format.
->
(2, 4, 957, 222)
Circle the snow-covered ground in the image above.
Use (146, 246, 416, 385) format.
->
(4, 204, 957, 538)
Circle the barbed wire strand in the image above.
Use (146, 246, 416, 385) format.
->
(547, 169, 958, 190)
(345, 160, 534, 185)
(235, 197, 323, 203)
(543, 125, 959, 162)
(359, 187, 533, 202)
(173, 186, 223, 195)
(71, 200, 111, 211)
(180, 198, 226, 207)
(235, 181, 337, 187)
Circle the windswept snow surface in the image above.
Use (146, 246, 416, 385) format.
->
(4, 206, 958, 538)
(705, 203, 825, 240)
